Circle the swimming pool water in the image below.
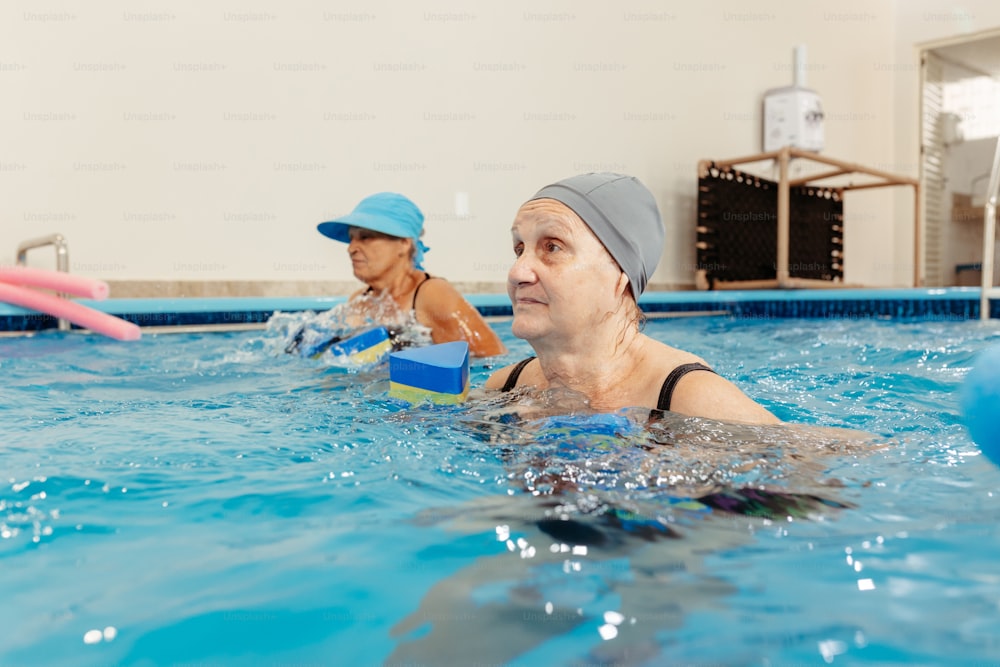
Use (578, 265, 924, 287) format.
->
(2, 315, 1000, 666)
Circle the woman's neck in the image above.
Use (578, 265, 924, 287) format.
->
(533, 325, 645, 408)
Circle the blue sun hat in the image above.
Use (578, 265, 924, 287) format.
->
(317, 192, 430, 270)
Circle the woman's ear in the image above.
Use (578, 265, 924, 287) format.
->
(615, 271, 629, 298)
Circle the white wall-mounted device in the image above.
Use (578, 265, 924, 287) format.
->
(763, 45, 824, 153)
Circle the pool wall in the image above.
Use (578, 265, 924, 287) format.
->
(0, 288, 997, 333)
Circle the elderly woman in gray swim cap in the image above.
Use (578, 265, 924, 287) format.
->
(485, 173, 779, 424)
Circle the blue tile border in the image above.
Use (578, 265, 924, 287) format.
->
(636, 288, 1000, 320)
(1, 288, 998, 332)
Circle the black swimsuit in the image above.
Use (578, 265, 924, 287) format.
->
(499, 356, 716, 412)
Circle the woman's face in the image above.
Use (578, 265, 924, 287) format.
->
(347, 227, 411, 283)
(507, 199, 626, 343)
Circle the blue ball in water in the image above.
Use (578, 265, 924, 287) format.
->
(961, 343, 1000, 465)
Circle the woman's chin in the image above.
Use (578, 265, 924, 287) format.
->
(510, 318, 545, 342)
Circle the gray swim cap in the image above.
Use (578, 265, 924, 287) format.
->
(528, 172, 664, 297)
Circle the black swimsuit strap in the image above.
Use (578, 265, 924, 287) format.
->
(500, 358, 715, 410)
(500, 357, 536, 392)
(656, 362, 716, 412)
(411, 272, 433, 310)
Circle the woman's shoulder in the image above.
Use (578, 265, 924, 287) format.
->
(409, 274, 462, 304)
(639, 335, 709, 371)
(414, 276, 491, 320)
(415, 274, 455, 293)
(637, 337, 780, 423)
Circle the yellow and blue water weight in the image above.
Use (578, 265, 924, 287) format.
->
(389, 341, 470, 405)
(326, 326, 392, 365)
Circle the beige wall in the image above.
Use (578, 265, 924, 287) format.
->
(1, 0, 995, 294)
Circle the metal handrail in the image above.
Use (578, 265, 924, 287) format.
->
(981, 137, 1000, 320)
(15, 233, 70, 330)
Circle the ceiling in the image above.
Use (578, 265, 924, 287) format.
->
(934, 34, 1000, 78)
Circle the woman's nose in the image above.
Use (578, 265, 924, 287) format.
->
(508, 252, 536, 285)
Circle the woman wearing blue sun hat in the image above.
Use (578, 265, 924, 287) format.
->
(315, 192, 506, 358)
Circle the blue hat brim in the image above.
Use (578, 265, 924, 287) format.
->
(317, 212, 411, 244)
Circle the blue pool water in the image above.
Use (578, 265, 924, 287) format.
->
(2, 313, 1000, 666)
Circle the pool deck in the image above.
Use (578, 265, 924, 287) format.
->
(0, 287, 998, 334)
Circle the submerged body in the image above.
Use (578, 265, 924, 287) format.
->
(0, 312, 990, 666)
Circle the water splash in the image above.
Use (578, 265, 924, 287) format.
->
(268, 290, 432, 365)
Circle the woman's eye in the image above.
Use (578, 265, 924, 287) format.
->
(513, 243, 523, 257)
(545, 241, 561, 253)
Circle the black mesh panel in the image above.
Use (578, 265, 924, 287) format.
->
(696, 164, 843, 288)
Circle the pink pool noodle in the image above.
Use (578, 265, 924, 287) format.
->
(0, 282, 140, 341)
(0, 265, 109, 300)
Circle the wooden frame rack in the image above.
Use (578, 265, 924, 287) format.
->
(697, 146, 921, 289)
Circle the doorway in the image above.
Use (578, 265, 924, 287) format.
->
(919, 29, 1000, 287)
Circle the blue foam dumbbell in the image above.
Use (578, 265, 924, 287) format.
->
(389, 340, 470, 405)
(324, 326, 392, 365)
